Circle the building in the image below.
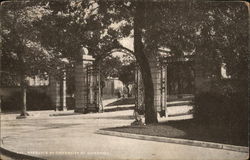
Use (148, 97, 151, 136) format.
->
(102, 77, 124, 99)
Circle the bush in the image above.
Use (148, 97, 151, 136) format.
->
(193, 91, 248, 131)
(2, 90, 53, 111)
(27, 90, 53, 110)
(2, 92, 22, 111)
(66, 97, 75, 110)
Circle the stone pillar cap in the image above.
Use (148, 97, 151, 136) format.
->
(82, 55, 95, 61)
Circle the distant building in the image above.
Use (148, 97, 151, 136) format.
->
(26, 76, 49, 86)
(102, 77, 124, 99)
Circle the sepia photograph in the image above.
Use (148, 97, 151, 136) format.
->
(0, 0, 249, 160)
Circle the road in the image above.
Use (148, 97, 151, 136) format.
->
(1, 109, 248, 160)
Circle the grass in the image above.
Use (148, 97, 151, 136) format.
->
(102, 119, 248, 147)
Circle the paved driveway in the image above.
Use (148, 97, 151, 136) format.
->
(1, 110, 248, 160)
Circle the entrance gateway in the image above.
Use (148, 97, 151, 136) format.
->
(134, 55, 195, 117)
(74, 47, 195, 117)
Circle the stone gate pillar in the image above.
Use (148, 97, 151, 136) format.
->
(149, 59, 161, 113)
(47, 76, 60, 111)
(86, 65, 99, 112)
(148, 58, 167, 117)
(74, 48, 95, 113)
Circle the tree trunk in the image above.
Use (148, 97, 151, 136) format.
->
(20, 83, 28, 116)
(134, 1, 158, 124)
(19, 71, 29, 117)
(11, 8, 29, 117)
(17, 46, 29, 117)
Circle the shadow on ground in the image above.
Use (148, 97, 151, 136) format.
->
(104, 106, 135, 112)
(103, 119, 248, 147)
(105, 98, 135, 107)
(99, 115, 135, 120)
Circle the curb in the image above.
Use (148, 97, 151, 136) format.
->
(0, 147, 46, 160)
(96, 130, 249, 153)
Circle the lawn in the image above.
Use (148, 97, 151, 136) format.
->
(102, 119, 248, 147)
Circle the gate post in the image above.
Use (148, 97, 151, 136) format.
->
(74, 48, 95, 113)
(135, 57, 167, 118)
(47, 76, 60, 111)
(148, 58, 167, 117)
(149, 59, 161, 113)
(86, 65, 100, 112)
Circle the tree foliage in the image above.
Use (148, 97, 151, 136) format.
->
(118, 62, 135, 86)
(1, 1, 66, 85)
(34, 0, 133, 61)
(144, 1, 248, 80)
(100, 56, 123, 78)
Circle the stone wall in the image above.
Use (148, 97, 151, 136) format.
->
(46, 76, 60, 110)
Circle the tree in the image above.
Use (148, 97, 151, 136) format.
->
(35, 1, 133, 63)
(34, 1, 134, 100)
(1, 1, 66, 117)
(133, 1, 158, 124)
(144, 1, 248, 82)
(100, 56, 123, 78)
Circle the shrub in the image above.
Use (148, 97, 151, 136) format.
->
(66, 97, 75, 110)
(2, 89, 53, 111)
(2, 92, 22, 111)
(193, 91, 248, 131)
(193, 92, 225, 125)
(26, 90, 53, 110)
